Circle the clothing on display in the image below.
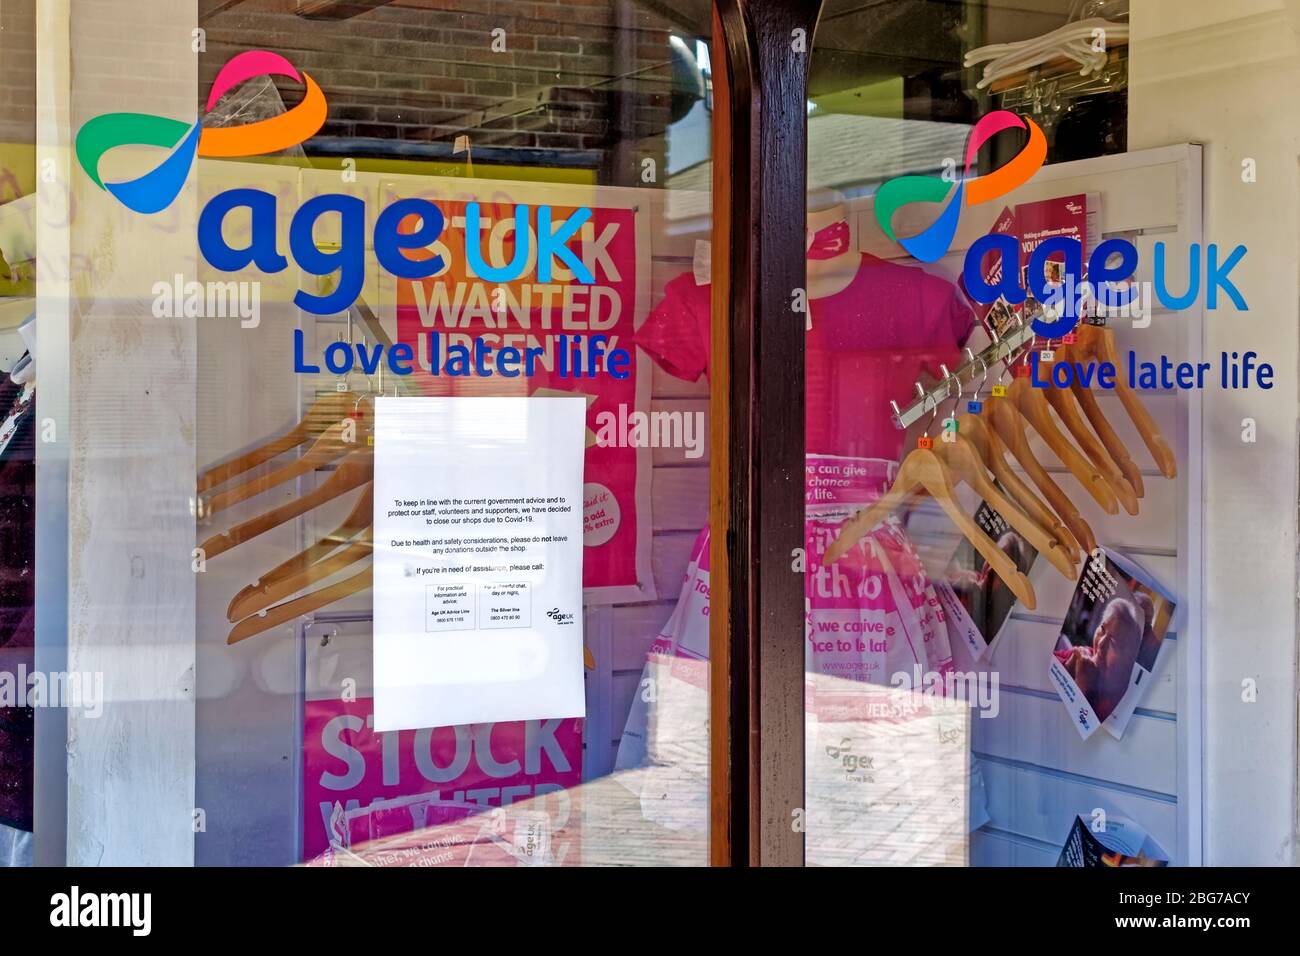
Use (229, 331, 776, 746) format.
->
(640, 251, 974, 461)
(0, 372, 35, 853)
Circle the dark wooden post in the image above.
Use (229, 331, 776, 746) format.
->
(711, 0, 822, 867)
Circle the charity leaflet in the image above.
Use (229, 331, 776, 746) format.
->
(959, 205, 1019, 339)
(372, 395, 587, 732)
(936, 499, 1039, 661)
(1048, 547, 1176, 740)
(1015, 193, 1100, 321)
(958, 193, 1100, 347)
(1057, 813, 1170, 867)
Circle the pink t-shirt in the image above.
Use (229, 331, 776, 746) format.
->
(639, 253, 974, 461)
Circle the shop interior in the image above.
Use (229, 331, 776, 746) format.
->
(0, 0, 1295, 867)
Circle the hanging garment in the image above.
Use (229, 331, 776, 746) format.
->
(639, 253, 974, 461)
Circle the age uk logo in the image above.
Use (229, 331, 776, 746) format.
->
(75, 50, 326, 214)
(873, 109, 1046, 263)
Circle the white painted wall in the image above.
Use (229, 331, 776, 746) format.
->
(46, 0, 199, 865)
(1128, 0, 1300, 865)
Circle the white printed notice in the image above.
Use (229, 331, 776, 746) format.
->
(372, 396, 587, 732)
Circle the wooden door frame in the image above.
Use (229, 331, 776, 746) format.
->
(709, 0, 823, 867)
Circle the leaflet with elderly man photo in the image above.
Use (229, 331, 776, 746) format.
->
(1048, 548, 1176, 741)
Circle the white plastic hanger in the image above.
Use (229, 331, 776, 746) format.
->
(965, 18, 1130, 89)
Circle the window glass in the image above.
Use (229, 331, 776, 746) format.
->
(11, 0, 713, 867)
(804, 0, 1288, 867)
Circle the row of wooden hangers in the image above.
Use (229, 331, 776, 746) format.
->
(196, 309, 596, 666)
(198, 381, 378, 645)
(824, 319, 1176, 610)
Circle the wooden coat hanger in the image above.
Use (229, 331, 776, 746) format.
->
(1062, 367, 1144, 498)
(929, 368, 1072, 578)
(951, 352, 1080, 562)
(1072, 324, 1177, 477)
(201, 450, 373, 560)
(229, 525, 373, 622)
(1040, 369, 1139, 513)
(957, 412, 1081, 563)
(984, 394, 1097, 554)
(198, 390, 359, 494)
(1007, 374, 1118, 514)
(936, 432, 1075, 579)
(221, 477, 599, 670)
(824, 445, 1036, 609)
(206, 401, 372, 514)
(227, 484, 374, 620)
(229, 564, 373, 645)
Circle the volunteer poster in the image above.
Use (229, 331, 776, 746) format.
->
(383, 176, 654, 604)
(371, 395, 587, 732)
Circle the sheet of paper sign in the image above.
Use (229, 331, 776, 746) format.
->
(372, 396, 587, 732)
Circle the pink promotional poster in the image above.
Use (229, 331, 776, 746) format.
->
(302, 695, 583, 860)
(389, 181, 653, 603)
(802, 455, 957, 713)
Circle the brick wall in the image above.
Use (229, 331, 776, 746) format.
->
(0, 0, 35, 141)
(0, 0, 36, 204)
(200, 0, 683, 176)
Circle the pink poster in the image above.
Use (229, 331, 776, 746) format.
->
(302, 695, 582, 860)
(389, 182, 652, 603)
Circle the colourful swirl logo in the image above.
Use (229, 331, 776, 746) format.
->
(873, 110, 1046, 263)
(75, 50, 327, 215)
